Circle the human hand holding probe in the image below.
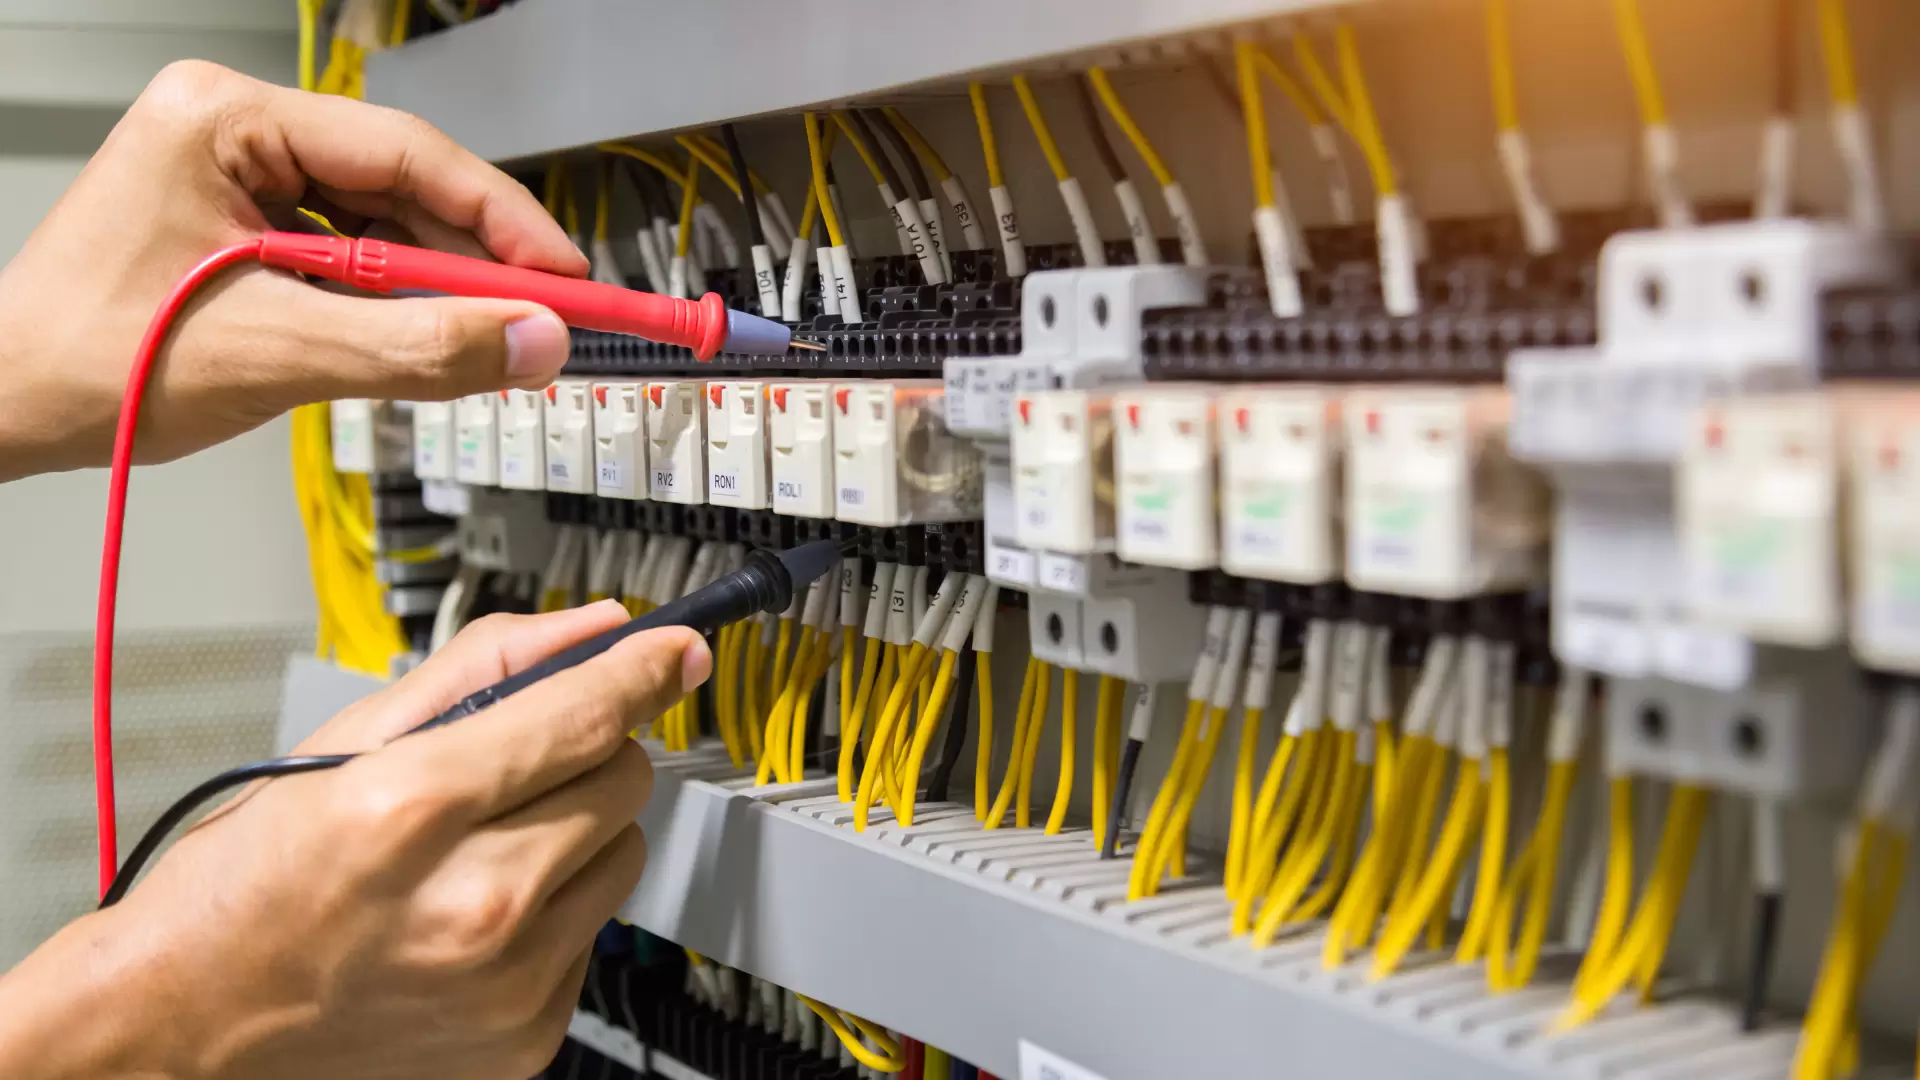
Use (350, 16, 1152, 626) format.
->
(0, 60, 821, 1080)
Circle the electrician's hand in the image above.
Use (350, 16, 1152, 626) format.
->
(0, 603, 708, 1080)
(0, 59, 587, 482)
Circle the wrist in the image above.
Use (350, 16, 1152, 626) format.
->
(0, 906, 193, 1080)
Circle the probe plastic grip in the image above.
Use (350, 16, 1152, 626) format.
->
(258, 231, 736, 359)
(411, 539, 842, 734)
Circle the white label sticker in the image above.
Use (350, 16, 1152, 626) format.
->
(709, 470, 742, 497)
(988, 542, 1036, 587)
(1038, 553, 1087, 594)
(500, 455, 529, 484)
(597, 460, 622, 487)
(547, 459, 571, 483)
(1020, 1040, 1109, 1080)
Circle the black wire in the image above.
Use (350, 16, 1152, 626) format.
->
(719, 123, 766, 248)
(1200, 59, 1246, 121)
(99, 754, 358, 908)
(845, 110, 906, 199)
(1071, 76, 1128, 184)
(866, 109, 931, 202)
(1741, 890, 1783, 1031)
(1102, 737, 1144, 859)
(923, 649, 978, 804)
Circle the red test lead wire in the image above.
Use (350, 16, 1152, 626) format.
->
(93, 232, 802, 898)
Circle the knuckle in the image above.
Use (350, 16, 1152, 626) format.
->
(338, 778, 438, 840)
(396, 305, 477, 382)
(138, 60, 239, 120)
(456, 611, 526, 647)
(424, 875, 527, 969)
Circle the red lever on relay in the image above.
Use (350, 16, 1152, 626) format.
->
(257, 232, 809, 360)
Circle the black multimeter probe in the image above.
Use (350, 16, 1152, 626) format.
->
(98, 539, 845, 908)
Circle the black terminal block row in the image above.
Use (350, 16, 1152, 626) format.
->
(1822, 283, 1920, 380)
(1186, 570, 1555, 684)
(563, 238, 1184, 379)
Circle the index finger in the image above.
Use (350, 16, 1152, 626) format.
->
(368, 625, 712, 822)
(252, 83, 586, 276)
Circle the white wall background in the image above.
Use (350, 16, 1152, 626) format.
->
(0, 1, 311, 967)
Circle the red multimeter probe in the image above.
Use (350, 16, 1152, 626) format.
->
(90, 233, 816, 896)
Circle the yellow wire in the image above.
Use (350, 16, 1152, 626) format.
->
(804, 113, 848, 250)
(674, 134, 746, 199)
(596, 143, 689, 192)
(897, 649, 962, 826)
(743, 627, 766, 761)
(297, 0, 320, 92)
(673, 157, 701, 259)
(1573, 777, 1637, 1000)
(1816, 0, 1862, 107)
(1388, 744, 1452, 922)
(1611, 0, 1671, 127)
(388, 0, 410, 46)
(712, 624, 743, 767)
(974, 657, 997, 820)
(770, 618, 795, 709)
(1128, 697, 1206, 900)
(838, 636, 883, 802)
(1224, 700, 1263, 900)
(796, 996, 905, 1074)
(1488, 760, 1576, 991)
(1236, 41, 1277, 210)
(1252, 732, 1359, 946)
(838, 626, 856, 768)
(1045, 669, 1081, 835)
(1456, 748, 1512, 962)
(1553, 786, 1710, 1032)
(1086, 67, 1175, 186)
(968, 82, 1005, 187)
(1333, 22, 1400, 197)
(1487, 0, 1521, 132)
(1014, 663, 1054, 829)
(853, 643, 933, 828)
(1146, 706, 1231, 887)
(462, 0, 478, 17)
(984, 657, 1040, 829)
(1232, 728, 1302, 934)
(829, 111, 890, 188)
(1253, 45, 1331, 129)
(1294, 757, 1369, 924)
(880, 107, 953, 182)
(1010, 75, 1073, 183)
(1325, 733, 1433, 966)
(788, 643, 831, 782)
(688, 132, 774, 195)
(1370, 760, 1486, 977)
(1288, 35, 1359, 140)
(1089, 676, 1122, 848)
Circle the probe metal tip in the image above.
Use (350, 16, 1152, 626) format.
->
(789, 337, 827, 352)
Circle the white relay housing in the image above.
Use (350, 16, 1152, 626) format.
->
(769, 382, 835, 519)
(412, 399, 456, 481)
(542, 380, 594, 494)
(591, 381, 647, 500)
(832, 380, 981, 527)
(1219, 385, 1343, 583)
(705, 381, 771, 509)
(1344, 387, 1546, 599)
(1677, 394, 1840, 648)
(1010, 390, 1113, 555)
(497, 388, 547, 491)
(646, 381, 707, 504)
(1111, 385, 1216, 570)
(330, 399, 376, 474)
(1848, 392, 1920, 675)
(453, 392, 500, 486)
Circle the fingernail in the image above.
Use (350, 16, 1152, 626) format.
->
(504, 312, 570, 379)
(680, 635, 713, 694)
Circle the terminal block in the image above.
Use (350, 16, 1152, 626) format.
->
(1217, 385, 1344, 585)
(452, 391, 500, 486)
(410, 399, 456, 482)
(542, 379, 594, 494)
(497, 387, 547, 491)
(645, 381, 708, 504)
(767, 382, 836, 519)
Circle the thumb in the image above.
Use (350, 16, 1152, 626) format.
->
(291, 286, 573, 402)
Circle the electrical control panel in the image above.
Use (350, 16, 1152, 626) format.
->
(342, 7, 1920, 1077)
